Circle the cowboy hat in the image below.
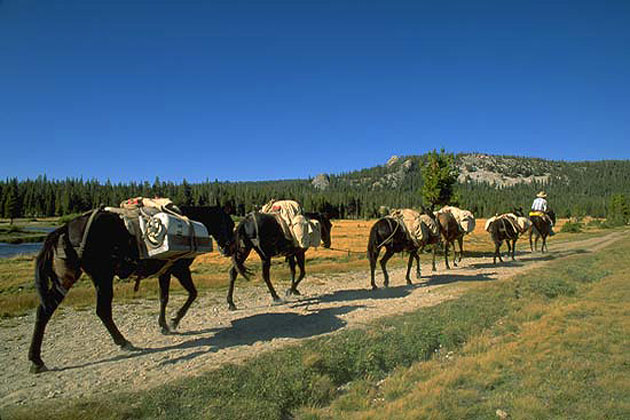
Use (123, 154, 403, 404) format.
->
(536, 191, 547, 198)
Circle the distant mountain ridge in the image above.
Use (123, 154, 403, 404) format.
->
(312, 153, 594, 191)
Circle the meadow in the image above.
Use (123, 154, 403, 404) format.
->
(2, 221, 627, 419)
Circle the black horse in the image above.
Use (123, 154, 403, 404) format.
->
(28, 205, 234, 373)
(487, 209, 527, 264)
(529, 209, 556, 253)
(367, 211, 440, 290)
(227, 211, 332, 310)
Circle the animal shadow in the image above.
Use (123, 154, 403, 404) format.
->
(293, 283, 418, 307)
(157, 304, 364, 365)
(424, 271, 497, 286)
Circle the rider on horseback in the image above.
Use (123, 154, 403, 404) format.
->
(530, 191, 555, 236)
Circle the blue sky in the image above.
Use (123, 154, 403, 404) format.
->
(1, 0, 629, 183)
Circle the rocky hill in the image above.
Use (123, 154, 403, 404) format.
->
(312, 153, 577, 190)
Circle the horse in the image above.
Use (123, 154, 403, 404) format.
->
(227, 211, 332, 310)
(435, 207, 475, 269)
(28, 205, 234, 374)
(367, 210, 440, 290)
(529, 209, 556, 253)
(486, 209, 528, 264)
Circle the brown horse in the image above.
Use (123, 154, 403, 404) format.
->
(529, 209, 556, 253)
(28, 206, 235, 373)
(486, 209, 529, 264)
(227, 211, 332, 310)
(367, 209, 440, 289)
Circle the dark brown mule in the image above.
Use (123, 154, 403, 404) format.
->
(228, 212, 332, 310)
(28, 206, 234, 374)
(486, 209, 526, 264)
(367, 210, 440, 290)
(435, 211, 464, 269)
(529, 209, 556, 253)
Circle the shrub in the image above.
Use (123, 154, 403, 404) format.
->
(561, 221, 583, 233)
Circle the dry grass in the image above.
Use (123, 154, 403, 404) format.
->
(298, 233, 630, 420)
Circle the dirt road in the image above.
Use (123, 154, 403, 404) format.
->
(0, 230, 625, 408)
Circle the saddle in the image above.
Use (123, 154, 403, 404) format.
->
(105, 197, 212, 260)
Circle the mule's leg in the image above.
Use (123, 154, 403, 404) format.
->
(227, 247, 252, 311)
(414, 251, 422, 279)
(379, 247, 395, 288)
(28, 289, 65, 374)
(405, 253, 414, 284)
(94, 274, 135, 350)
(288, 251, 306, 295)
(444, 241, 451, 270)
(29, 254, 81, 373)
(432, 243, 437, 271)
(286, 255, 297, 296)
(158, 274, 172, 334)
(457, 237, 464, 264)
(170, 267, 198, 331)
(511, 239, 517, 260)
(452, 239, 459, 267)
(529, 229, 534, 252)
(494, 241, 503, 264)
(541, 235, 547, 253)
(227, 265, 239, 311)
(369, 247, 380, 290)
(261, 259, 282, 303)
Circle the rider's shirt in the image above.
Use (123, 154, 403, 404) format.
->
(531, 197, 548, 212)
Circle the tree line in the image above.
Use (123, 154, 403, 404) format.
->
(1, 154, 629, 222)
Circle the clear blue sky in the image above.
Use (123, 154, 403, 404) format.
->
(1, 0, 629, 183)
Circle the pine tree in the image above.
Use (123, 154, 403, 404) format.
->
(422, 149, 459, 210)
(4, 179, 20, 224)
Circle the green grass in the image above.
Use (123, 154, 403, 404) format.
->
(5, 231, 628, 419)
(299, 238, 629, 419)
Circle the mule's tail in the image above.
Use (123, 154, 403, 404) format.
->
(34, 227, 64, 314)
(231, 221, 253, 281)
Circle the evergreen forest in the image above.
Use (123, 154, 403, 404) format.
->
(1, 153, 629, 220)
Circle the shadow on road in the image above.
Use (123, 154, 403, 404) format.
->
(53, 304, 364, 371)
(424, 271, 497, 286)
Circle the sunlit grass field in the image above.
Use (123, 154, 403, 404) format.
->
(0, 218, 606, 318)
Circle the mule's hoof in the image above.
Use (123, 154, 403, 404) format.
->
(30, 363, 48, 374)
(285, 288, 301, 297)
(271, 297, 284, 306)
(160, 326, 171, 335)
(371, 285, 378, 291)
(170, 319, 180, 331)
(120, 341, 141, 352)
(228, 303, 237, 311)
(406, 280, 413, 286)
